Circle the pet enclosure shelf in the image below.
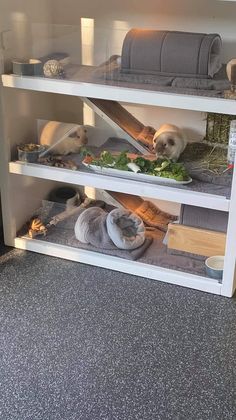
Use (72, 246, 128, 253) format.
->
(13, 236, 222, 295)
(9, 161, 230, 211)
(2, 74, 236, 115)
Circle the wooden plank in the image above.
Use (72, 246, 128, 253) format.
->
(168, 224, 226, 257)
(88, 98, 155, 149)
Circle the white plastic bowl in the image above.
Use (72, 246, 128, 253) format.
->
(205, 256, 224, 280)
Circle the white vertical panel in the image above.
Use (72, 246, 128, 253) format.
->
(221, 166, 236, 297)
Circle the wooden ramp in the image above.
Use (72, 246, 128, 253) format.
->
(84, 97, 156, 153)
(107, 191, 177, 231)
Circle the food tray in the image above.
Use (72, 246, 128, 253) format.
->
(83, 163, 192, 185)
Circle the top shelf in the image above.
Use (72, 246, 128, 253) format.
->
(2, 73, 236, 115)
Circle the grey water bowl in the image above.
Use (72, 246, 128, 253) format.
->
(12, 59, 43, 76)
(205, 256, 224, 280)
(48, 187, 81, 208)
(17, 144, 45, 163)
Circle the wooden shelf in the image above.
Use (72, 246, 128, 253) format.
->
(2, 73, 236, 115)
(9, 161, 230, 211)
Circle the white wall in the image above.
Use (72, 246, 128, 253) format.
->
(49, 0, 236, 139)
(51, 0, 236, 62)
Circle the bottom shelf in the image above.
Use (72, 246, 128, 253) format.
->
(14, 237, 221, 295)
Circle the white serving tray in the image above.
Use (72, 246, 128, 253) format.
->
(83, 163, 192, 185)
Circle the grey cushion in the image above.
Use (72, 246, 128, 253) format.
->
(121, 29, 222, 78)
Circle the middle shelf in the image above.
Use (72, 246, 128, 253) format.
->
(9, 161, 230, 211)
(3, 73, 236, 115)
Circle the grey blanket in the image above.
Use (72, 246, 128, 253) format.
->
(121, 29, 222, 78)
(64, 61, 229, 97)
(29, 220, 206, 275)
(91, 55, 230, 95)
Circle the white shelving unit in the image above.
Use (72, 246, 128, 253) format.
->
(1, 0, 236, 297)
(2, 74, 236, 115)
(8, 161, 230, 211)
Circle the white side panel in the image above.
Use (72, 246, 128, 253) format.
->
(221, 166, 236, 297)
(0, 88, 55, 244)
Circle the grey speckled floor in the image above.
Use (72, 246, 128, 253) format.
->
(0, 243, 236, 420)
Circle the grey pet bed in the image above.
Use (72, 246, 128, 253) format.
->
(75, 207, 146, 250)
(121, 29, 222, 78)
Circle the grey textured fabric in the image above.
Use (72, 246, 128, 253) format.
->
(172, 77, 230, 90)
(179, 205, 228, 233)
(90, 56, 229, 95)
(41, 226, 206, 276)
(64, 62, 227, 97)
(106, 209, 145, 250)
(184, 161, 232, 189)
(74, 207, 111, 248)
(100, 67, 174, 86)
(75, 207, 146, 251)
(70, 235, 153, 261)
(121, 29, 222, 78)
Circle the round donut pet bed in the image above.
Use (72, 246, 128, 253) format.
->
(74, 207, 145, 250)
(106, 208, 145, 250)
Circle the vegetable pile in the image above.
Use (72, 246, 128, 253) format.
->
(18, 143, 43, 152)
(83, 150, 190, 182)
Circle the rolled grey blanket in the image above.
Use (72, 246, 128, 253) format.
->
(121, 29, 222, 78)
(74, 207, 146, 250)
(75, 207, 112, 249)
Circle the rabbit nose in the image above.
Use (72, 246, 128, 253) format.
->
(157, 145, 164, 153)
